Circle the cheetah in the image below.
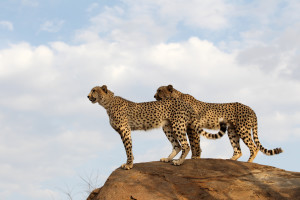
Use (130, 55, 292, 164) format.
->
(154, 85, 283, 162)
(87, 85, 226, 170)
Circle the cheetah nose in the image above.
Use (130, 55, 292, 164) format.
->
(154, 95, 156, 98)
(87, 95, 90, 98)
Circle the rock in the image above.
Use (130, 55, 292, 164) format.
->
(87, 159, 300, 200)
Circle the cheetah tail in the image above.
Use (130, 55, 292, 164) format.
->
(252, 117, 283, 155)
(191, 120, 226, 140)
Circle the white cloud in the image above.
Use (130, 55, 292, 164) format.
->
(0, 127, 114, 199)
(78, 0, 232, 45)
(0, 20, 13, 31)
(81, 5, 170, 45)
(260, 111, 300, 141)
(0, 43, 54, 78)
(237, 27, 300, 80)
(86, 3, 99, 13)
(274, 0, 300, 27)
(154, 0, 232, 30)
(148, 37, 235, 72)
(39, 20, 65, 33)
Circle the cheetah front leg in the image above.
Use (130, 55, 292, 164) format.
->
(116, 126, 134, 170)
(160, 124, 181, 162)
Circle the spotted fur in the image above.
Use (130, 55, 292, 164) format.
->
(87, 85, 226, 169)
(154, 85, 283, 162)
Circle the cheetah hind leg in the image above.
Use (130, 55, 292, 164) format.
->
(228, 127, 243, 161)
(160, 125, 182, 162)
(187, 128, 201, 159)
(248, 148, 259, 162)
(240, 127, 259, 162)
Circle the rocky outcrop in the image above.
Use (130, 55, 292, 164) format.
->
(87, 159, 300, 200)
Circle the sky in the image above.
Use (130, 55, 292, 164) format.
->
(0, 0, 300, 199)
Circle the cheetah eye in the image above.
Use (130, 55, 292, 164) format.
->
(158, 89, 161, 93)
(92, 89, 95, 92)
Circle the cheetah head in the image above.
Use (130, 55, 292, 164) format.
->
(87, 85, 109, 104)
(154, 84, 175, 101)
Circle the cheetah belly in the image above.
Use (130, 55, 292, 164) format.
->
(129, 119, 169, 131)
(200, 117, 225, 130)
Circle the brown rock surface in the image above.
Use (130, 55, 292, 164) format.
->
(87, 159, 300, 200)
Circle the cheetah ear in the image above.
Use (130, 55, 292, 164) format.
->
(101, 85, 108, 93)
(167, 85, 173, 92)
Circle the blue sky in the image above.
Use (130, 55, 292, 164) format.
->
(1, 0, 300, 199)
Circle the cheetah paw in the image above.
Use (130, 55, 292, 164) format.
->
(160, 157, 171, 162)
(230, 153, 242, 161)
(172, 159, 184, 166)
(121, 163, 133, 170)
(191, 156, 201, 159)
